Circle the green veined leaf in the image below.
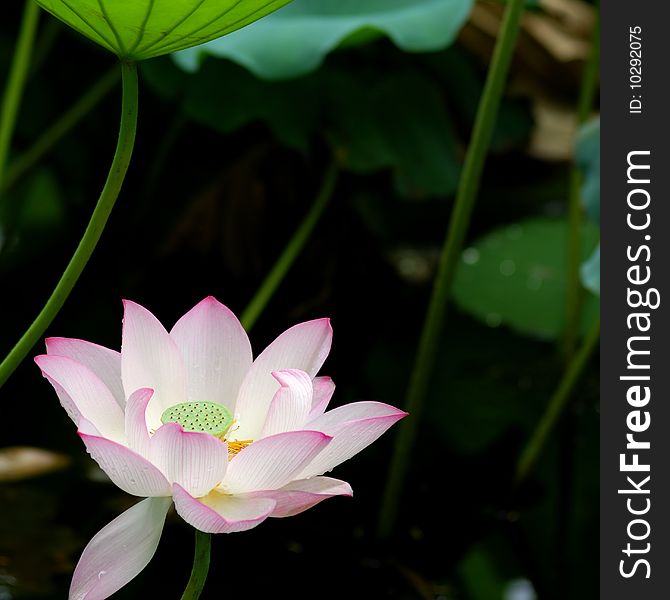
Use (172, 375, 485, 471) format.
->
(34, 0, 292, 60)
(174, 0, 474, 79)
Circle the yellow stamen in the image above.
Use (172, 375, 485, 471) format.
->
(227, 440, 253, 458)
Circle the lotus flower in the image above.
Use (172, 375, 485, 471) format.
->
(35, 297, 405, 599)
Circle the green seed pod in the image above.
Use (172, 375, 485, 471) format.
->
(34, 0, 293, 61)
(160, 401, 233, 438)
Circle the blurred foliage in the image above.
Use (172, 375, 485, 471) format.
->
(142, 46, 532, 198)
(575, 117, 599, 224)
(575, 117, 600, 295)
(452, 217, 599, 339)
(0, 1, 598, 599)
(0, 168, 65, 270)
(580, 245, 599, 296)
(174, 0, 474, 79)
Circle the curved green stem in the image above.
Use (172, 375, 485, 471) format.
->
(516, 315, 600, 484)
(2, 66, 120, 192)
(0, 60, 138, 388)
(574, 4, 601, 130)
(0, 0, 40, 192)
(178, 163, 338, 598)
(377, 0, 527, 539)
(240, 162, 338, 331)
(180, 530, 211, 600)
(563, 4, 600, 361)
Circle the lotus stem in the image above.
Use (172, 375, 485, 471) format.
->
(0, 60, 138, 388)
(563, 3, 600, 361)
(240, 162, 338, 331)
(377, 0, 527, 539)
(180, 530, 212, 600)
(2, 66, 120, 192)
(516, 315, 600, 484)
(0, 0, 40, 193)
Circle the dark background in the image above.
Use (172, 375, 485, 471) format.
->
(0, 2, 599, 598)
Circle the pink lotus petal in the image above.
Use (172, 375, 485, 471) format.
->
(306, 401, 405, 430)
(41, 371, 80, 426)
(79, 426, 171, 497)
(261, 369, 313, 437)
(121, 300, 187, 432)
(299, 402, 407, 478)
(170, 297, 252, 410)
(77, 418, 101, 436)
(35, 355, 125, 442)
(308, 376, 336, 420)
(234, 319, 332, 439)
(150, 423, 228, 498)
(223, 430, 332, 494)
(69, 497, 171, 600)
(124, 388, 153, 457)
(261, 476, 353, 518)
(46, 337, 125, 408)
(172, 484, 275, 534)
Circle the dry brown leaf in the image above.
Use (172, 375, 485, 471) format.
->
(540, 0, 595, 37)
(458, 0, 598, 162)
(0, 447, 69, 482)
(528, 98, 578, 160)
(460, 0, 596, 96)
